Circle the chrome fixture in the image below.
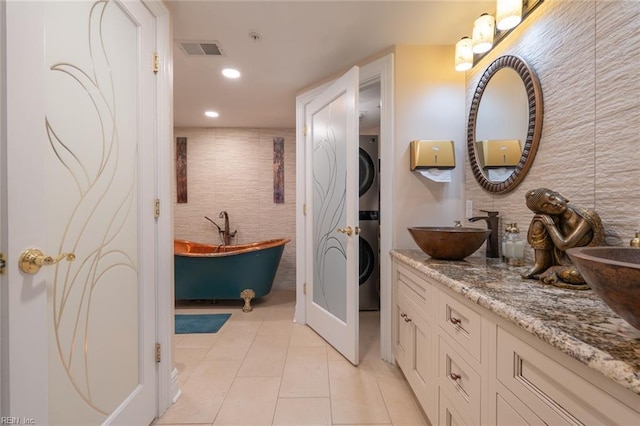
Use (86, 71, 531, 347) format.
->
(219, 211, 237, 246)
(205, 213, 237, 246)
(468, 210, 500, 258)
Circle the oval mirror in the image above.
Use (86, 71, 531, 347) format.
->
(467, 55, 543, 194)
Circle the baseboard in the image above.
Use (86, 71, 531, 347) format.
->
(170, 367, 182, 404)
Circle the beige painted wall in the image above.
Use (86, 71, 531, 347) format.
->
(173, 127, 296, 290)
(464, 0, 640, 254)
(393, 44, 468, 249)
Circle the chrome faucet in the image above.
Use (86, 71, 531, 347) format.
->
(205, 214, 237, 246)
(218, 210, 237, 246)
(468, 210, 500, 258)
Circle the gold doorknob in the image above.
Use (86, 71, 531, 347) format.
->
(19, 248, 76, 274)
(336, 226, 353, 236)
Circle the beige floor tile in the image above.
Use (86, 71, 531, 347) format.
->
(357, 357, 403, 379)
(258, 318, 295, 337)
(205, 321, 260, 360)
(289, 324, 327, 347)
(173, 334, 185, 346)
(272, 397, 332, 425)
(153, 423, 211, 426)
(157, 359, 241, 424)
(228, 308, 270, 322)
(377, 377, 429, 425)
(213, 376, 281, 425)
(176, 332, 221, 349)
(163, 292, 424, 426)
(257, 290, 296, 308)
(263, 307, 296, 321)
(326, 343, 347, 362)
(328, 359, 391, 424)
(237, 334, 290, 377)
(280, 346, 330, 398)
(173, 348, 209, 386)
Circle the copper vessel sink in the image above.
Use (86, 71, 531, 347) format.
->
(408, 227, 491, 260)
(567, 247, 640, 330)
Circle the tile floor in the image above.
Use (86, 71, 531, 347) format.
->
(155, 290, 429, 426)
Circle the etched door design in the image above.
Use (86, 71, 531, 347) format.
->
(306, 66, 360, 365)
(3, 1, 157, 423)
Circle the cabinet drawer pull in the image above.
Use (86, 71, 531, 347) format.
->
(450, 372, 461, 381)
(404, 316, 412, 323)
(450, 317, 462, 326)
(400, 313, 407, 318)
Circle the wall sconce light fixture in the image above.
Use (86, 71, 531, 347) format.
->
(496, 0, 523, 30)
(455, 37, 473, 72)
(472, 13, 495, 54)
(455, 0, 544, 71)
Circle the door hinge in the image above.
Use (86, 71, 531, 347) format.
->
(155, 343, 161, 362)
(154, 199, 160, 218)
(303, 203, 307, 216)
(152, 52, 159, 74)
(303, 124, 308, 137)
(303, 282, 307, 295)
(0, 253, 5, 275)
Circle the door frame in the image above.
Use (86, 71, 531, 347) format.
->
(0, 0, 175, 420)
(295, 54, 394, 362)
(145, 0, 179, 418)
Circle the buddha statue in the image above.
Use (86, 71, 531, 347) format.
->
(522, 188, 604, 289)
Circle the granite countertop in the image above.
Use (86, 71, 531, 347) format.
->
(391, 249, 640, 396)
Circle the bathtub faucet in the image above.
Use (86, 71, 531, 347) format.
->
(219, 211, 237, 246)
(468, 210, 500, 258)
(205, 216, 227, 248)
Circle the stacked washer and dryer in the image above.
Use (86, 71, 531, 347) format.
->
(358, 135, 380, 311)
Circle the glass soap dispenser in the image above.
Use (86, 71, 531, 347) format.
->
(502, 223, 513, 261)
(505, 223, 525, 266)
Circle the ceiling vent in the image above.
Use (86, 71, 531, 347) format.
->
(177, 40, 225, 57)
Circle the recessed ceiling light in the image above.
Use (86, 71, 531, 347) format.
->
(222, 68, 241, 79)
(204, 111, 219, 118)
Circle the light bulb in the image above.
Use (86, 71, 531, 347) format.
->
(222, 68, 241, 79)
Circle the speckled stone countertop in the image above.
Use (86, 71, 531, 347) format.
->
(391, 249, 640, 396)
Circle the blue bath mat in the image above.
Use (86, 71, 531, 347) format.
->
(175, 313, 231, 334)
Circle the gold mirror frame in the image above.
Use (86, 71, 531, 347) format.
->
(467, 55, 543, 194)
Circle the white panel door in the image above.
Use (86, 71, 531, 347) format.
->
(305, 66, 360, 365)
(2, 1, 157, 424)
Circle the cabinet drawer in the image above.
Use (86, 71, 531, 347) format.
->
(439, 291, 482, 362)
(497, 326, 640, 425)
(393, 296, 413, 372)
(393, 291, 437, 419)
(396, 263, 433, 318)
(439, 336, 481, 424)
(496, 392, 541, 426)
(439, 389, 470, 426)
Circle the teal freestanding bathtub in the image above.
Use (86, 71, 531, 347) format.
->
(174, 238, 290, 312)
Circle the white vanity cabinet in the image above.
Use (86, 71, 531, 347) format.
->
(391, 256, 640, 426)
(393, 262, 438, 419)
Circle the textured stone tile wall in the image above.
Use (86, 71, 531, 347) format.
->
(464, 0, 640, 256)
(172, 127, 296, 290)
